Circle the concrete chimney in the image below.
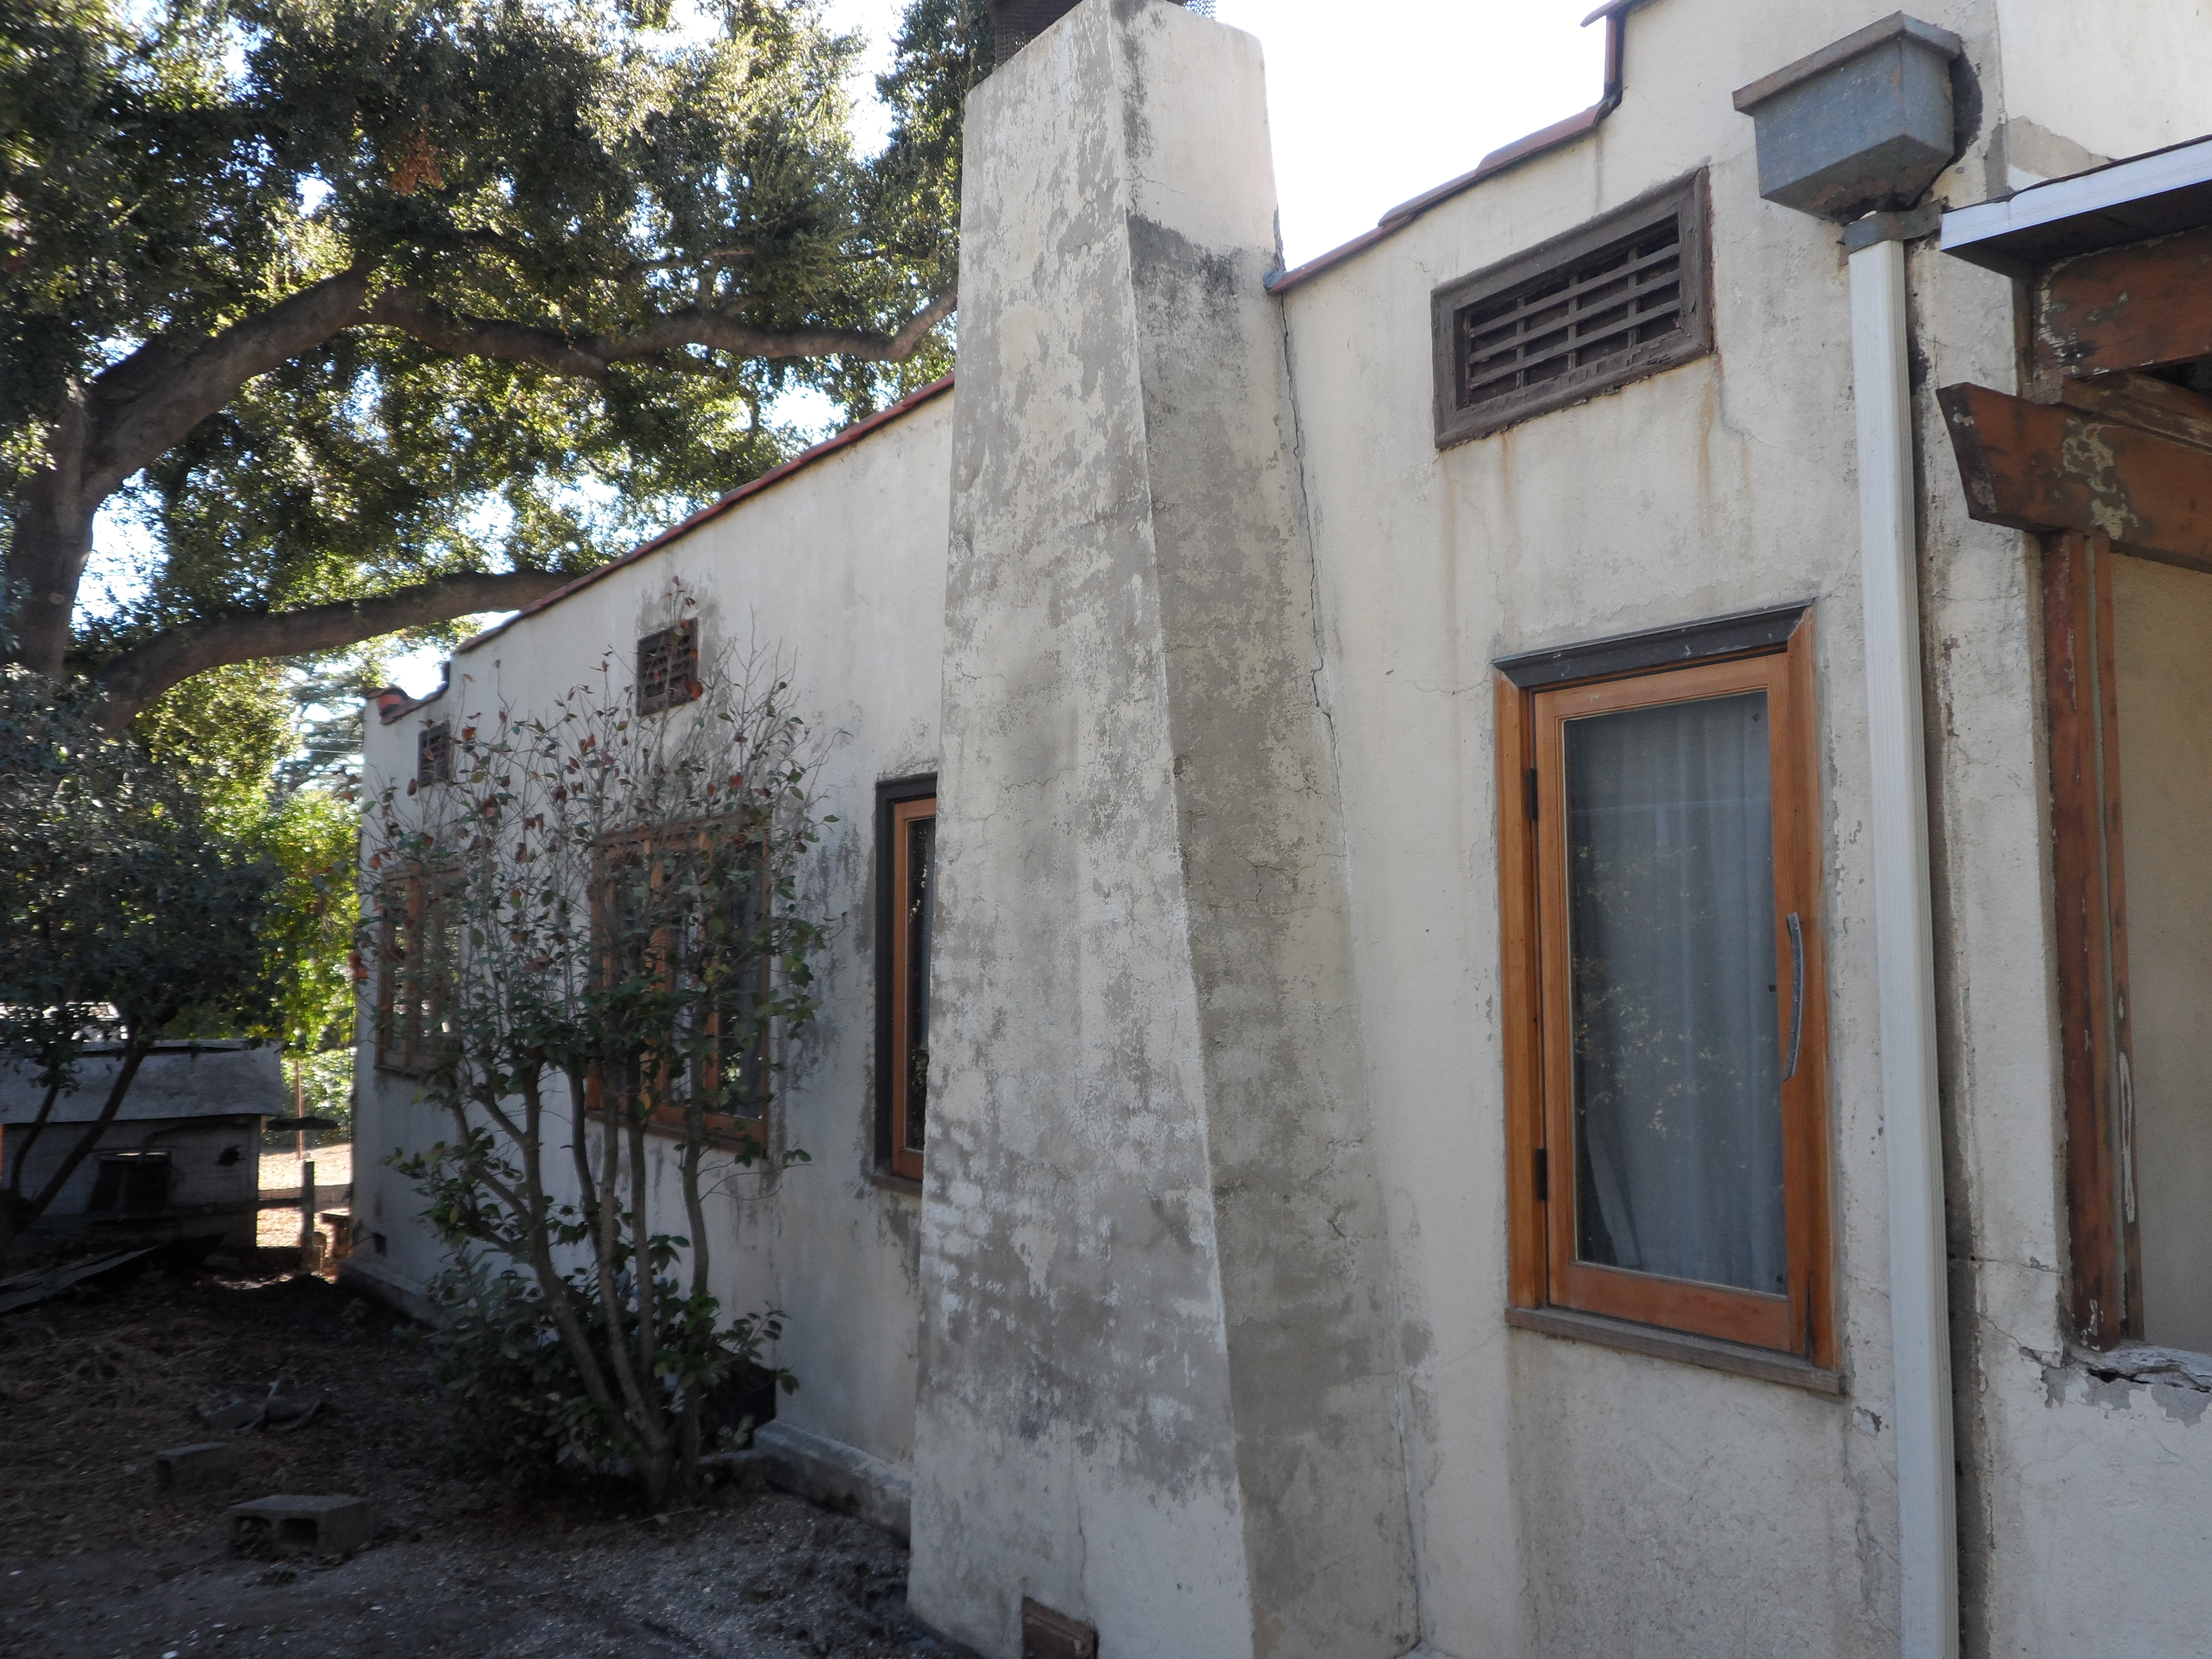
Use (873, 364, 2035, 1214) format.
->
(911, 3, 1417, 1657)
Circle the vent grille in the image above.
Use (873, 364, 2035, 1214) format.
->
(1432, 171, 1711, 447)
(637, 620, 700, 716)
(417, 720, 452, 786)
(1461, 217, 1683, 412)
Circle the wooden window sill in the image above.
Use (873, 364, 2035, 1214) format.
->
(604, 1111, 764, 1157)
(868, 1169, 923, 1199)
(1505, 1305, 1846, 1395)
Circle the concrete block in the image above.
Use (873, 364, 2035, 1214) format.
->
(228, 1494, 373, 1558)
(155, 1442, 235, 1491)
(752, 1421, 911, 1540)
(196, 1393, 254, 1432)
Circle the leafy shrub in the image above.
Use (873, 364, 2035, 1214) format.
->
(422, 1251, 793, 1490)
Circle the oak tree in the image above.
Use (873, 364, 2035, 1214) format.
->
(1, 0, 984, 719)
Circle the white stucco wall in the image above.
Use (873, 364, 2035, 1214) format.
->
(352, 385, 954, 1472)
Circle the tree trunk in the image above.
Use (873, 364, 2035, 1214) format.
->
(6, 389, 97, 681)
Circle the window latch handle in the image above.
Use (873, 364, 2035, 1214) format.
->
(1783, 912, 1805, 1082)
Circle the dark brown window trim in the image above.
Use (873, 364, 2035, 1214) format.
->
(1433, 169, 1713, 449)
(1495, 600, 1813, 690)
(1505, 1306, 1846, 1395)
(2041, 530, 2142, 1347)
(875, 773, 938, 1182)
(586, 821, 772, 1152)
(628, 1113, 770, 1158)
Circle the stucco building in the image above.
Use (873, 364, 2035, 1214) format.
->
(351, 1, 2212, 1654)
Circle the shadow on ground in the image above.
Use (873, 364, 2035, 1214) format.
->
(0, 1263, 971, 1658)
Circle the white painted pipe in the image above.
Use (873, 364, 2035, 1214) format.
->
(1847, 231, 1959, 1659)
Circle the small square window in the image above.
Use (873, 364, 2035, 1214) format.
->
(637, 621, 700, 716)
(89, 1151, 172, 1214)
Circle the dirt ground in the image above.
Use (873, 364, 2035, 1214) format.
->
(0, 1262, 975, 1658)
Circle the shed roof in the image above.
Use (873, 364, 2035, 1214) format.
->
(0, 1042, 288, 1125)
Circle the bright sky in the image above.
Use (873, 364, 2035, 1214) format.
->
(861, 0, 1611, 266)
(91, 0, 1606, 699)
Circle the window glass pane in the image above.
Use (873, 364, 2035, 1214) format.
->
(709, 845, 766, 1119)
(904, 815, 936, 1154)
(1565, 690, 1786, 1294)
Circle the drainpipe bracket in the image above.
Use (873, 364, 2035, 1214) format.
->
(1845, 204, 1946, 252)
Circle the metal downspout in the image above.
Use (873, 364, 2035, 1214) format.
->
(1847, 226, 1960, 1659)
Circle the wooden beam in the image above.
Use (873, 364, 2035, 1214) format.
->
(1937, 382, 2212, 572)
(2055, 372, 2212, 455)
(2039, 533, 2138, 1347)
(2037, 226, 2212, 380)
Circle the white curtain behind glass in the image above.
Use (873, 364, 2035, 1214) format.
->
(1564, 691, 1788, 1295)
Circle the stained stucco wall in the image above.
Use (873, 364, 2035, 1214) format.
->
(911, 5, 1414, 1655)
(1984, 0, 2212, 188)
(1273, 0, 2209, 1653)
(1911, 8, 2212, 1656)
(351, 387, 954, 1472)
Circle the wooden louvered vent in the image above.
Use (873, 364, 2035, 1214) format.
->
(636, 619, 700, 716)
(1433, 171, 1712, 447)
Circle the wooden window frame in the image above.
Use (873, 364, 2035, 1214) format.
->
(1939, 222, 2212, 1349)
(2041, 530, 2144, 1347)
(1940, 218, 2212, 1347)
(875, 777, 937, 1185)
(1497, 606, 1837, 1379)
(373, 872, 457, 1077)
(590, 822, 771, 1155)
(1432, 169, 1712, 449)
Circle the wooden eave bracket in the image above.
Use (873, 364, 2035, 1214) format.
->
(1937, 381, 2212, 572)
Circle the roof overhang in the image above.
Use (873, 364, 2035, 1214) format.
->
(1941, 133, 2212, 276)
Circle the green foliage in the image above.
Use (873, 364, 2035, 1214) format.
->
(132, 660, 296, 837)
(0, 668, 278, 1051)
(129, 660, 362, 1080)
(259, 785, 362, 1051)
(370, 620, 828, 1506)
(0, 666, 278, 1260)
(419, 1248, 790, 1488)
(5, 0, 983, 664)
(290, 1045, 357, 1138)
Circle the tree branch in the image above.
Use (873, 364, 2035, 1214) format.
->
(80, 271, 954, 498)
(362, 284, 958, 377)
(362, 288, 611, 378)
(93, 570, 576, 727)
(86, 268, 375, 498)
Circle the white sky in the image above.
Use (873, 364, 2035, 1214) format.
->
(93, 0, 1605, 699)
(864, 0, 1611, 266)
